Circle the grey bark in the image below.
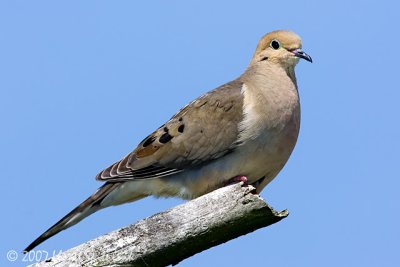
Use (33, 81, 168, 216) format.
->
(30, 183, 288, 267)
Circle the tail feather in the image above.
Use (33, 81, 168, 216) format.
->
(23, 182, 121, 253)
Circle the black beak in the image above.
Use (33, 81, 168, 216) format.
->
(292, 49, 312, 63)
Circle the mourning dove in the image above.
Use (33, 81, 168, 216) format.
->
(24, 30, 312, 252)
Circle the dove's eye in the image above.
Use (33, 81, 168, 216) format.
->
(270, 40, 280, 50)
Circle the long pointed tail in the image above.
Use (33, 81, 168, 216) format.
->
(24, 182, 123, 252)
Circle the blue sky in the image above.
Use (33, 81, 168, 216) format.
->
(1, 1, 399, 266)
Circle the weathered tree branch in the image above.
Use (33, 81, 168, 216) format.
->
(30, 183, 288, 267)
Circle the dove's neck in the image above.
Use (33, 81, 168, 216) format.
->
(247, 61, 298, 87)
(242, 61, 299, 94)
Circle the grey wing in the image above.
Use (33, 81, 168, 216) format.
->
(96, 79, 244, 181)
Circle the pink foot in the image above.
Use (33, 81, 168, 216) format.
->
(225, 175, 248, 186)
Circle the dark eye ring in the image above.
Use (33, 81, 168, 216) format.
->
(270, 39, 280, 50)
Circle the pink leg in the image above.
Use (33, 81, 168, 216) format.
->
(225, 175, 248, 186)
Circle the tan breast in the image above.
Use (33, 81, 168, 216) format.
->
(236, 62, 301, 186)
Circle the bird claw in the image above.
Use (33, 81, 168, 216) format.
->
(224, 175, 248, 186)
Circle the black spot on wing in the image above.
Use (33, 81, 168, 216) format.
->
(143, 136, 156, 147)
(159, 133, 173, 144)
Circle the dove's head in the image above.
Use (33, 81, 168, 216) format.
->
(251, 30, 312, 67)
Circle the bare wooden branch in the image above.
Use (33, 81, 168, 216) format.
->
(30, 183, 288, 267)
